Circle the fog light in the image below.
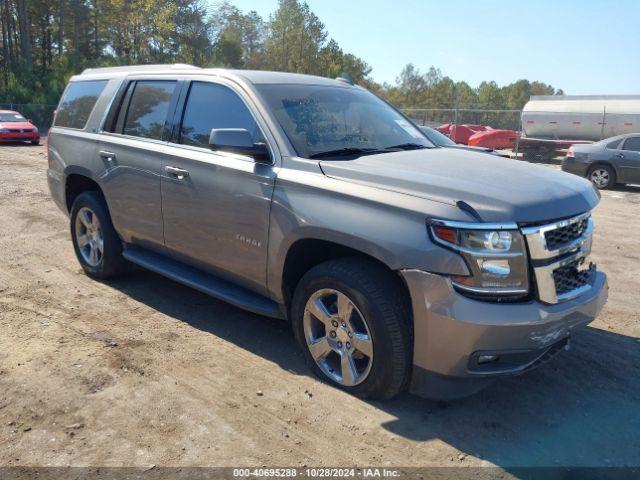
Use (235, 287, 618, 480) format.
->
(478, 354, 499, 364)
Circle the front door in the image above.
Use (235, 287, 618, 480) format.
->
(160, 80, 276, 293)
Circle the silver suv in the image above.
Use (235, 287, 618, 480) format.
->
(47, 65, 608, 400)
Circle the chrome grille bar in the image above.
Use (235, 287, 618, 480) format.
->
(521, 212, 595, 304)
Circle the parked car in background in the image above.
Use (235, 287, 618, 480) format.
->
(562, 133, 640, 189)
(419, 126, 509, 157)
(0, 110, 40, 145)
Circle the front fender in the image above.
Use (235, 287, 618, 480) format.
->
(266, 165, 470, 303)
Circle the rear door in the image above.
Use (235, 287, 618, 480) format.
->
(617, 136, 640, 183)
(98, 79, 180, 250)
(160, 79, 277, 293)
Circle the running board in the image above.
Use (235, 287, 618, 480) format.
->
(122, 246, 284, 319)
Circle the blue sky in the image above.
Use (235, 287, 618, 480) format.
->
(222, 0, 640, 95)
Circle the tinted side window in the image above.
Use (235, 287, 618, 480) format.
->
(180, 82, 260, 148)
(606, 139, 622, 149)
(123, 81, 176, 140)
(113, 82, 135, 134)
(55, 80, 108, 129)
(622, 137, 640, 152)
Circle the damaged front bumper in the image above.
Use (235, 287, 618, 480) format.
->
(401, 269, 608, 400)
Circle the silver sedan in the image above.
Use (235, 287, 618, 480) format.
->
(562, 133, 640, 189)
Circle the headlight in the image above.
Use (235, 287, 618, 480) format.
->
(429, 221, 529, 298)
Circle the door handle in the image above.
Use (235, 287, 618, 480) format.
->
(615, 153, 625, 159)
(99, 150, 116, 163)
(165, 166, 190, 180)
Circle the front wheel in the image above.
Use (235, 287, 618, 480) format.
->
(588, 164, 616, 189)
(291, 258, 412, 400)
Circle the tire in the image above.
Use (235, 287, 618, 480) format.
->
(70, 191, 130, 279)
(588, 164, 616, 189)
(291, 258, 412, 400)
(31, 140, 40, 146)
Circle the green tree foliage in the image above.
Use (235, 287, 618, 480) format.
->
(0, 0, 561, 122)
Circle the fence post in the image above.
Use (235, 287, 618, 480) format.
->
(454, 108, 458, 125)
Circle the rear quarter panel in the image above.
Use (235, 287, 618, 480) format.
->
(47, 78, 123, 213)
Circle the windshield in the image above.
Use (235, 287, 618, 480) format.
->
(0, 113, 27, 123)
(420, 126, 456, 147)
(256, 84, 433, 158)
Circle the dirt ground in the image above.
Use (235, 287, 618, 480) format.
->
(0, 143, 639, 471)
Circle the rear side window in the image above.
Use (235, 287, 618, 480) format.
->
(179, 82, 260, 148)
(55, 80, 108, 129)
(622, 137, 640, 152)
(606, 139, 622, 149)
(121, 80, 177, 140)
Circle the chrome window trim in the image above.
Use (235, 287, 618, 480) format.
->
(428, 218, 519, 230)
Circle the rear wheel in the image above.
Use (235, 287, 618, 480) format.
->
(70, 191, 129, 279)
(588, 164, 616, 189)
(291, 258, 412, 400)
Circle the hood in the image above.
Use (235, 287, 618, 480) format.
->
(451, 144, 493, 153)
(319, 149, 599, 223)
(0, 121, 37, 130)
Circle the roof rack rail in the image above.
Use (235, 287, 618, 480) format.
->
(80, 64, 201, 75)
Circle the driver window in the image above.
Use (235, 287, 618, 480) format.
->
(180, 82, 261, 148)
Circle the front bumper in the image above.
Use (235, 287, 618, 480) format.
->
(401, 269, 608, 399)
(0, 132, 40, 142)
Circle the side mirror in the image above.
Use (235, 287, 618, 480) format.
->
(209, 128, 270, 163)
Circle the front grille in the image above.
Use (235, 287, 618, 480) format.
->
(522, 212, 595, 304)
(6, 128, 33, 133)
(544, 217, 589, 250)
(553, 260, 592, 296)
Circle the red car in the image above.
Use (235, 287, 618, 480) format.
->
(0, 110, 40, 145)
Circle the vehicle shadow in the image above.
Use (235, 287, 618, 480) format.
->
(105, 269, 640, 469)
(378, 326, 640, 468)
(613, 183, 640, 193)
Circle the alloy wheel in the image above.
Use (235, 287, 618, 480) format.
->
(590, 168, 610, 188)
(303, 288, 374, 386)
(75, 207, 104, 267)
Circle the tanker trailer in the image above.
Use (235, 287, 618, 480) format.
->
(518, 95, 640, 160)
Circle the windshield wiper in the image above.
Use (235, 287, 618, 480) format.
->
(385, 142, 429, 150)
(308, 147, 384, 159)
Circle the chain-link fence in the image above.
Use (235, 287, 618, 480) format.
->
(0, 103, 57, 133)
(0, 103, 524, 137)
(402, 108, 522, 131)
